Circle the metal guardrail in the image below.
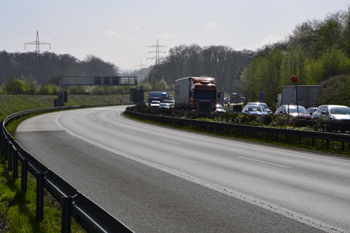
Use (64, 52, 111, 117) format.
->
(126, 110, 350, 151)
(0, 105, 133, 233)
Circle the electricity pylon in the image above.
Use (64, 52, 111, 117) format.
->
(148, 39, 166, 66)
(24, 30, 51, 80)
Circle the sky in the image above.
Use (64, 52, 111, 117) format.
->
(1, 0, 349, 73)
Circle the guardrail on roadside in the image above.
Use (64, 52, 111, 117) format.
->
(0, 105, 133, 233)
(126, 110, 350, 151)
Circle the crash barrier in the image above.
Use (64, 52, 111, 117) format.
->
(0, 105, 133, 233)
(126, 110, 350, 151)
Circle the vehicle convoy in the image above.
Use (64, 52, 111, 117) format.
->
(148, 92, 172, 106)
(175, 77, 220, 111)
(276, 85, 318, 109)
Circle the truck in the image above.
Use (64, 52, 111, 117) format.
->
(147, 92, 173, 106)
(148, 92, 162, 106)
(276, 85, 318, 109)
(174, 77, 220, 111)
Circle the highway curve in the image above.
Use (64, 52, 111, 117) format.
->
(15, 106, 350, 233)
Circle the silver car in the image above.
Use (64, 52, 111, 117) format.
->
(246, 102, 272, 114)
(312, 105, 350, 132)
(242, 105, 269, 115)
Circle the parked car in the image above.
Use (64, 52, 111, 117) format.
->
(242, 105, 269, 115)
(215, 104, 226, 113)
(306, 107, 318, 116)
(274, 105, 311, 119)
(150, 100, 160, 108)
(312, 105, 350, 132)
(159, 102, 170, 109)
(246, 102, 272, 114)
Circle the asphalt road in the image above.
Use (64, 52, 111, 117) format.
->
(15, 106, 350, 233)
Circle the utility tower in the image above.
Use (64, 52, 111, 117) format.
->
(24, 31, 51, 80)
(148, 39, 166, 66)
(25, 30, 51, 53)
(135, 62, 147, 80)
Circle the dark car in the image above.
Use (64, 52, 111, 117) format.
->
(312, 105, 350, 132)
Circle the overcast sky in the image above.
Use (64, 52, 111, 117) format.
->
(1, 0, 349, 72)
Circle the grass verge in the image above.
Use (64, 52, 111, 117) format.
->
(0, 116, 85, 232)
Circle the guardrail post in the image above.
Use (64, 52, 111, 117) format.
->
(8, 142, 13, 170)
(13, 148, 18, 179)
(21, 159, 28, 192)
(3, 139, 8, 160)
(61, 196, 73, 233)
(36, 172, 45, 221)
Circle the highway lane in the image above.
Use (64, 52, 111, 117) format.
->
(15, 106, 350, 232)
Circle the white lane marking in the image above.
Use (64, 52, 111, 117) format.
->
(126, 130, 136, 134)
(56, 114, 347, 233)
(238, 156, 291, 169)
(162, 139, 181, 145)
(108, 125, 114, 128)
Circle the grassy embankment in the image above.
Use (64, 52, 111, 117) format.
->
(0, 94, 124, 232)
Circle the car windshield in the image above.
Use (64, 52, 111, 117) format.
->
(248, 106, 265, 111)
(287, 106, 307, 114)
(329, 107, 350, 115)
(248, 102, 268, 108)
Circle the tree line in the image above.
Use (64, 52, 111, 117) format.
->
(240, 8, 350, 108)
(0, 52, 119, 86)
(144, 45, 252, 94)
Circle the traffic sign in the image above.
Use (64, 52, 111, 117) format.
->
(291, 75, 298, 83)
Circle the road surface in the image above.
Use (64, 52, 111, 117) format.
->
(15, 106, 350, 233)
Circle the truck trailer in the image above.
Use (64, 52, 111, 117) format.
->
(276, 85, 318, 109)
(175, 77, 220, 111)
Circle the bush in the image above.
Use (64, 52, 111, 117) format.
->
(1, 79, 32, 94)
(69, 86, 88, 95)
(37, 84, 58, 95)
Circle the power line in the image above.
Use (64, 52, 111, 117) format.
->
(135, 62, 146, 70)
(147, 39, 166, 66)
(24, 30, 51, 53)
(23, 30, 51, 80)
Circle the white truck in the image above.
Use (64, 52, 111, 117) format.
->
(276, 85, 318, 109)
